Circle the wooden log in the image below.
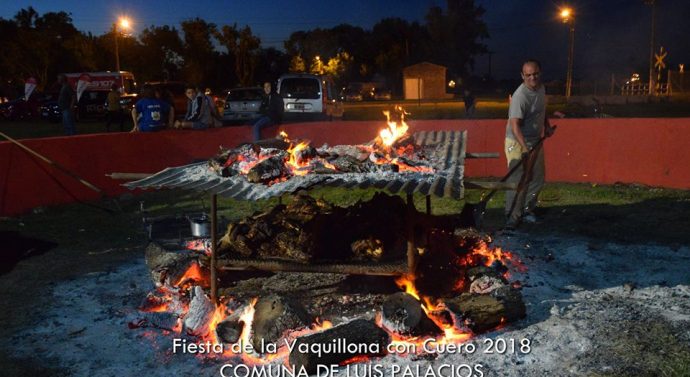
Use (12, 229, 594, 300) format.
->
(444, 287, 526, 333)
(247, 155, 289, 183)
(142, 312, 180, 331)
(380, 292, 442, 337)
(288, 319, 390, 374)
(251, 295, 312, 351)
(183, 286, 216, 337)
(214, 259, 408, 276)
(106, 172, 152, 180)
(144, 242, 195, 286)
(216, 309, 245, 345)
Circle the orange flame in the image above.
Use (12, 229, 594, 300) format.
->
(466, 240, 526, 278)
(174, 262, 209, 288)
(392, 273, 472, 349)
(286, 141, 311, 176)
(380, 106, 409, 147)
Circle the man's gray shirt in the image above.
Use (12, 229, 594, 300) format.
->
(505, 83, 546, 144)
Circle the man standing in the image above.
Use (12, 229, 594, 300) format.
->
(105, 83, 124, 132)
(57, 74, 76, 135)
(252, 81, 284, 141)
(504, 59, 556, 228)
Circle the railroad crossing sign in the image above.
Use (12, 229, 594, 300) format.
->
(655, 46, 667, 70)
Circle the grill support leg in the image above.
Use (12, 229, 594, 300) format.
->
(426, 195, 431, 215)
(406, 194, 418, 274)
(210, 194, 218, 305)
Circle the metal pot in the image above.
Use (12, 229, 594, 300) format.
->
(189, 214, 211, 238)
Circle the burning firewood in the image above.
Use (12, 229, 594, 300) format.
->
(206, 108, 437, 186)
(444, 286, 526, 333)
(251, 295, 312, 351)
(215, 309, 245, 345)
(145, 242, 196, 286)
(288, 319, 390, 374)
(380, 292, 442, 337)
(247, 154, 290, 184)
(183, 286, 216, 336)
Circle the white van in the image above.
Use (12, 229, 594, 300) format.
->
(277, 73, 343, 120)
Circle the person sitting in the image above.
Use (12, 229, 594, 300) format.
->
(252, 81, 284, 141)
(130, 84, 174, 132)
(174, 85, 216, 130)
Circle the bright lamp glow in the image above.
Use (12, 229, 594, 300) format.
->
(119, 18, 130, 30)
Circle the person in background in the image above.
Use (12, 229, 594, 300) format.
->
(252, 81, 284, 141)
(57, 74, 76, 135)
(131, 84, 173, 132)
(174, 85, 214, 130)
(463, 89, 476, 118)
(504, 59, 556, 229)
(105, 83, 124, 132)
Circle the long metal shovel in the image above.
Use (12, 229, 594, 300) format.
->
(0, 132, 120, 213)
(460, 130, 552, 229)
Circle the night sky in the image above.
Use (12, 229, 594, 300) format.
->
(1, 0, 689, 81)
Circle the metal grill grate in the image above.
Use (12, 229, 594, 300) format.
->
(125, 130, 467, 199)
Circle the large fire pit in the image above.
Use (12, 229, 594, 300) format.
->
(124, 109, 524, 370)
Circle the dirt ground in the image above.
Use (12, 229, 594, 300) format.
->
(1, 186, 689, 376)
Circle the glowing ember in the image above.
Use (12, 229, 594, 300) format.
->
(185, 239, 211, 256)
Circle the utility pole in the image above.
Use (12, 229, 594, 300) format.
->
(645, 0, 657, 95)
(559, 8, 575, 100)
(114, 23, 120, 73)
(566, 21, 575, 99)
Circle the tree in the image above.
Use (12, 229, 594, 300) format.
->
(289, 55, 306, 73)
(370, 18, 429, 92)
(425, 0, 489, 77)
(7, 7, 84, 89)
(254, 47, 290, 83)
(139, 25, 184, 81)
(180, 18, 217, 85)
(216, 24, 261, 86)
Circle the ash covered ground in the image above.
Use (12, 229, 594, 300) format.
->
(7, 232, 690, 377)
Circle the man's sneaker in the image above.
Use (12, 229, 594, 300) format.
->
(522, 213, 538, 224)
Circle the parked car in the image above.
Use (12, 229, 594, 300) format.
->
(222, 87, 264, 122)
(373, 88, 392, 101)
(341, 88, 363, 102)
(277, 73, 343, 120)
(39, 90, 135, 123)
(0, 97, 33, 120)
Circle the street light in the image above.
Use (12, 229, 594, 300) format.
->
(559, 7, 575, 99)
(114, 17, 131, 75)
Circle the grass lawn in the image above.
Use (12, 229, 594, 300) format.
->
(2, 182, 689, 260)
(343, 98, 690, 121)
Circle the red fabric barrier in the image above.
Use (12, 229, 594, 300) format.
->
(2, 118, 689, 216)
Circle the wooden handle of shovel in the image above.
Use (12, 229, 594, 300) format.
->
(0, 132, 105, 196)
